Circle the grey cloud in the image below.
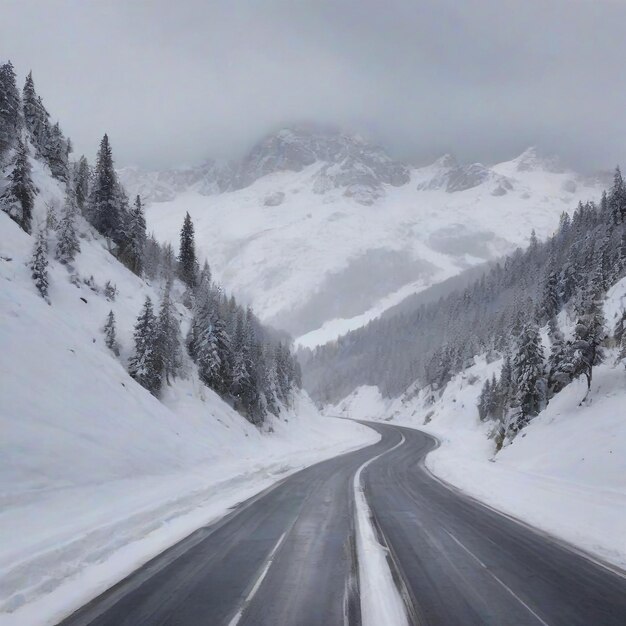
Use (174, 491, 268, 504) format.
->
(1, 0, 625, 171)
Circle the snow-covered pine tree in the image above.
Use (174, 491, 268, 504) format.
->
(0, 61, 21, 158)
(103, 310, 119, 356)
(31, 228, 49, 301)
(274, 342, 294, 405)
(571, 274, 606, 400)
(128, 296, 161, 395)
(45, 121, 70, 182)
(614, 309, 626, 349)
(230, 309, 255, 418)
(195, 310, 221, 390)
(120, 195, 146, 275)
(539, 262, 560, 323)
(45, 201, 58, 231)
(88, 134, 125, 246)
(55, 188, 80, 263)
(72, 156, 90, 213)
(546, 316, 574, 396)
(510, 322, 545, 435)
(178, 212, 198, 287)
(161, 242, 176, 282)
(244, 307, 266, 421)
(155, 280, 182, 385)
(487, 374, 498, 417)
(609, 166, 626, 225)
(22, 72, 50, 158)
(616, 310, 626, 369)
(495, 353, 513, 419)
(188, 268, 234, 394)
(143, 234, 162, 281)
(261, 346, 281, 416)
(478, 378, 491, 420)
(1, 136, 36, 233)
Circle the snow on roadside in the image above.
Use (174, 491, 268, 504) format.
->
(331, 279, 626, 571)
(353, 436, 408, 626)
(0, 171, 379, 625)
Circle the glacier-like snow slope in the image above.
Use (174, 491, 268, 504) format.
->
(123, 129, 604, 346)
(330, 277, 626, 570)
(0, 160, 378, 626)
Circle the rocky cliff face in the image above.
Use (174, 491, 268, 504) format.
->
(120, 126, 411, 205)
(415, 154, 514, 195)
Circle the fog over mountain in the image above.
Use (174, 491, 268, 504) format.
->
(2, 0, 626, 171)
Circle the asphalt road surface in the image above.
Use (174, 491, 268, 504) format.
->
(60, 422, 626, 626)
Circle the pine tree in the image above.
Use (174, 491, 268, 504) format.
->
(547, 316, 574, 396)
(486, 374, 498, 417)
(178, 212, 198, 287)
(189, 276, 233, 394)
(143, 234, 162, 280)
(45, 201, 58, 231)
(103, 310, 119, 356)
(275, 342, 294, 404)
(1, 137, 36, 233)
(261, 347, 281, 416)
(614, 309, 626, 349)
(609, 166, 626, 225)
(618, 229, 626, 278)
(0, 61, 21, 157)
(128, 297, 161, 395)
(55, 189, 80, 263)
(572, 277, 606, 400)
(155, 281, 181, 385)
(88, 134, 125, 245)
(478, 378, 491, 420)
(540, 265, 559, 323)
(120, 195, 146, 275)
(231, 310, 254, 412)
(31, 228, 49, 300)
(511, 322, 545, 434)
(22, 72, 50, 157)
(161, 242, 176, 281)
(73, 156, 90, 213)
(45, 121, 70, 182)
(497, 353, 514, 418)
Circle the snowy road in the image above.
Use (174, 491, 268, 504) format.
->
(59, 423, 626, 626)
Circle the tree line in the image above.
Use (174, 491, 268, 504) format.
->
(0, 60, 301, 425)
(302, 170, 626, 446)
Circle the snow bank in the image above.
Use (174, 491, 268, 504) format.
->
(0, 164, 378, 625)
(353, 435, 408, 626)
(332, 280, 626, 570)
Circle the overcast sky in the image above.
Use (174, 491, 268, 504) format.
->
(1, 0, 625, 171)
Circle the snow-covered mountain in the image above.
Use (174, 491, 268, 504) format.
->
(0, 148, 377, 623)
(120, 127, 606, 346)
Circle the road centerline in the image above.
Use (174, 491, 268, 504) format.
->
(227, 531, 288, 626)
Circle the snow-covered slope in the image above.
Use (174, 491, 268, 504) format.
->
(330, 278, 626, 570)
(0, 160, 378, 625)
(122, 129, 605, 344)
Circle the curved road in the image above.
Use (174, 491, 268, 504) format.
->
(60, 422, 626, 626)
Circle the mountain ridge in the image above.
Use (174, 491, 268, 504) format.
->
(124, 126, 607, 348)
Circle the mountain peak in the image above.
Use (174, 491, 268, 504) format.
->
(235, 125, 410, 203)
(432, 154, 458, 170)
(514, 146, 564, 173)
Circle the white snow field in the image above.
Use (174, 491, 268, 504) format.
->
(133, 142, 603, 346)
(0, 162, 378, 625)
(331, 277, 626, 571)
